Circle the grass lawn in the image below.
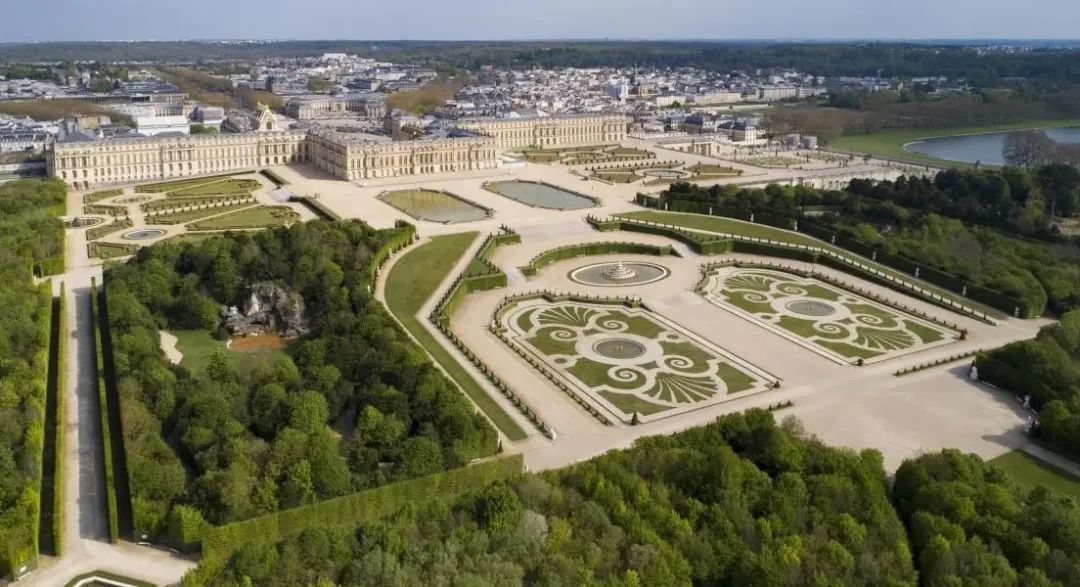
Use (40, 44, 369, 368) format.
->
(619, 210, 822, 246)
(618, 210, 1002, 316)
(164, 233, 223, 245)
(386, 233, 527, 441)
(88, 242, 139, 260)
(167, 178, 261, 197)
(990, 450, 1080, 501)
(171, 329, 286, 378)
(830, 118, 1080, 167)
(83, 189, 123, 204)
(187, 206, 299, 230)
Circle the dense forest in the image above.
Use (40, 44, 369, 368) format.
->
(894, 450, 1080, 585)
(656, 169, 1080, 317)
(0, 179, 65, 574)
(976, 312, 1080, 460)
(186, 412, 1080, 587)
(104, 221, 496, 540)
(187, 411, 918, 586)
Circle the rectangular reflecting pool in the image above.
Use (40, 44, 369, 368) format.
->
(379, 189, 491, 223)
(484, 180, 597, 210)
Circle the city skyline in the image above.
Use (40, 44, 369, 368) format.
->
(5, 0, 1080, 43)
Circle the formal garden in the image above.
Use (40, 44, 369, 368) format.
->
(520, 144, 654, 165)
(494, 296, 774, 422)
(701, 267, 955, 363)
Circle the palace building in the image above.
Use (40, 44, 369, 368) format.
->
(456, 113, 629, 149)
(46, 110, 630, 189)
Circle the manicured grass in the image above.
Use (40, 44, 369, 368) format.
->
(688, 163, 742, 176)
(88, 242, 139, 260)
(167, 178, 261, 197)
(386, 233, 527, 441)
(171, 330, 286, 378)
(187, 206, 299, 231)
(83, 189, 123, 204)
(620, 210, 821, 246)
(830, 118, 1080, 166)
(599, 390, 670, 416)
(990, 450, 1080, 501)
(164, 233, 222, 245)
(135, 172, 251, 193)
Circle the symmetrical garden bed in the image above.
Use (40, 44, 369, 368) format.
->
(493, 295, 775, 423)
(700, 266, 956, 364)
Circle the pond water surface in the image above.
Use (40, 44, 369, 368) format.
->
(904, 126, 1080, 165)
(486, 181, 596, 210)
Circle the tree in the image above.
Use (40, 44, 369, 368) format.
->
(400, 436, 444, 478)
(1003, 130, 1055, 170)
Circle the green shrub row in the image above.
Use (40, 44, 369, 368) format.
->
(141, 194, 253, 213)
(259, 169, 289, 186)
(518, 241, 675, 277)
(63, 570, 156, 587)
(90, 278, 120, 543)
(635, 198, 1026, 317)
(83, 204, 128, 217)
(366, 220, 416, 290)
(894, 352, 982, 377)
(85, 218, 133, 242)
(145, 199, 255, 225)
(52, 289, 66, 556)
(289, 196, 341, 222)
(82, 189, 123, 204)
(199, 455, 524, 562)
(428, 229, 554, 438)
(0, 283, 52, 578)
(592, 215, 998, 324)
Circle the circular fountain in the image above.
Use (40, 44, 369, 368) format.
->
(600, 261, 637, 282)
(569, 261, 670, 287)
(122, 228, 166, 240)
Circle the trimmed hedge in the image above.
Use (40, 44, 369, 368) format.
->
(518, 241, 675, 276)
(52, 289, 66, 556)
(134, 171, 254, 193)
(636, 198, 1028, 317)
(200, 455, 524, 561)
(427, 229, 554, 437)
(290, 195, 341, 222)
(366, 221, 416, 290)
(259, 168, 289, 186)
(90, 278, 120, 543)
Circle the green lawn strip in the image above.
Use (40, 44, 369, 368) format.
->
(777, 316, 846, 340)
(830, 118, 1080, 166)
(186, 206, 299, 231)
(147, 202, 256, 225)
(527, 331, 577, 356)
(716, 363, 756, 394)
(386, 233, 527, 441)
(990, 450, 1080, 501)
(724, 291, 776, 314)
(568, 357, 642, 391)
(817, 339, 882, 360)
(166, 179, 260, 197)
(83, 189, 123, 204)
(619, 210, 998, 314)
(598, 390, 670, 416)
(171, 329, 285, 378)
(904, 319, 946, 344)
(88, 242, 139, 260)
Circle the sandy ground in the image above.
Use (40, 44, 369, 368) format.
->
(158, 330, 183, 365)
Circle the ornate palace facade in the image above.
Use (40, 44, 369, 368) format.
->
(46, 113, 630, 189)
(456, 114, 629, 149)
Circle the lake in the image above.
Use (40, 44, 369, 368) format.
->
(903, 126, 1080, 165)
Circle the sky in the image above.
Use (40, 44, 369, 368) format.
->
(4, 0, 1079, 42)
